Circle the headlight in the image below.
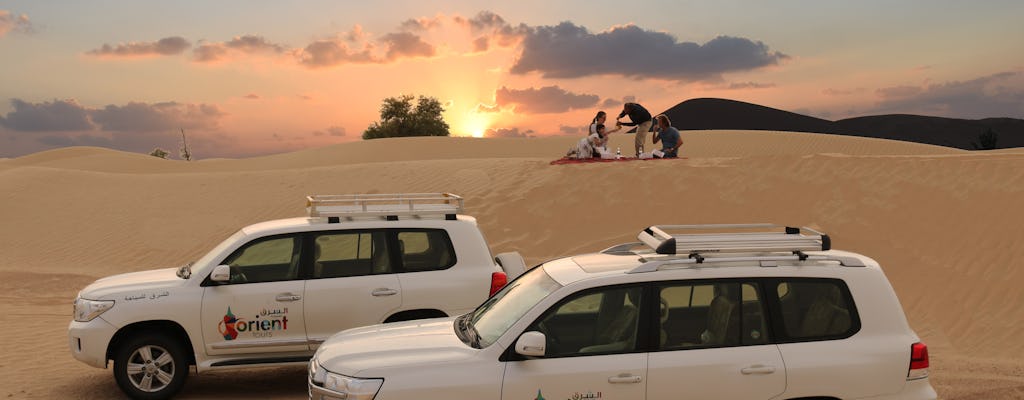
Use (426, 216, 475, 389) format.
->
(73, 298, 114, 322)
(309, 361, 382, 400)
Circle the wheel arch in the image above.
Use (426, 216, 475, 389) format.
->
(383, 309, 448, 323)
(107, 320, 197, 366)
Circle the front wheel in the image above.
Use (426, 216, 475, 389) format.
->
(113, 333, 188, 400)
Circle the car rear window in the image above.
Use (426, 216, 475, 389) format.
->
(774, 279, 859, 341)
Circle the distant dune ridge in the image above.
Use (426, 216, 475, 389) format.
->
(3, 134, 1024, 399)
(661, 98, 1024, 150)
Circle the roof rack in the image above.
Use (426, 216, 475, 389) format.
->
(627, 253, 865, 274)
(306, 193, 463, 222)
(637, 223, 831, 256)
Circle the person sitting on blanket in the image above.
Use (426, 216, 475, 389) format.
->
(589, 123, 622, 158)
(651, 114, 682, 158)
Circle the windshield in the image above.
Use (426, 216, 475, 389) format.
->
(466, 265, 561, 348)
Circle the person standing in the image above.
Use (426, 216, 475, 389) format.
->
(651, 114, 682, 158)
(616, 102, 653, 157)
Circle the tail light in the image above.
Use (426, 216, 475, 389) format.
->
(908, 342, 929, 380)
(489, 272, 508, 297)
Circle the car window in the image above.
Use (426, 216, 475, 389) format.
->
(312, 231, 390, 279)
(529, 286, 644, 357)
(658, 281, 768, 350)
(396, 230, 456, 272)
(776, 279, 857, 340)
(221, 235, 300, 284)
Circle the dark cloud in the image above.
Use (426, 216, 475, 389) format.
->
(510, 22, 786, 82)
(455, 11, 528, 51)
(485, 127, 533, 138)
(86, 36, 191, 57)
(871, 72, 1024, 118)
(194, 35, 288, 62)
(495, 85, 599, 114)
(0, 10, 32, 37)
(0, 98, 94, 131)
(728, 81, 776, 90)
(243, 93, 260, 99)
(380, 32, 435, 60)
(400, 16, 443, 31)
(90, 102, 225, 132)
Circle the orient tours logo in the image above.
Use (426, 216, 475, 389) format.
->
(218, 306, 289, 340)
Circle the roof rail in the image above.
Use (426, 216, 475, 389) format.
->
(637, 223, 831, 255)
(306, 193, 463, 221)
(627, 253, 865, 274)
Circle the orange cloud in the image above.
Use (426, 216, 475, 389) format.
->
(0, 10, 32, 37)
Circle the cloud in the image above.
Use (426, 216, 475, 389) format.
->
(0, 10, 32, 37)
(313, 126, 346, 137)
(495, 85, 599, 114)
(299, 38, 378, 67)
(90, 102, 226, 132)
(475, 103, 500, 113)
(193, 35, 288, 63)
(243, 93, 260, 99)
(601, 98, 622, 108)
(485, 127, 533, 138)
(510, 22, 786, 82)
(871, 71, 1024, 118)
(454, 11, 529, 52)
(0, 98, 94, 131)
(400, 15, 444, 32)
(380, 32, 435, 60)
(727, 81, 776, 90)
(560, 125, 581, 135)
(823, 87, 866, 96)
(86, 36, 191, 57)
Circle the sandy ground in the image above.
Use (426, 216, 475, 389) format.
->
(2, 132, 1024, 399)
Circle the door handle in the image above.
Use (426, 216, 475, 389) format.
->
(372, 288, 399, 297)
(740, 364, 776, 375)
(607, 373, 643, 384)
(275, 293, 302, 302)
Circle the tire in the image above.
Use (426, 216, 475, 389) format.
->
(113, 333, 189, 400)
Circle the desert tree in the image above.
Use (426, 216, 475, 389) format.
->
(972, 127, 999, 150)
(149, 148, 169, 159)
(179, 128, 193, 161)
(363, 95, 450, 139)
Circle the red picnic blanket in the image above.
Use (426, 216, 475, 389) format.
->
(550, 156, 685, 165)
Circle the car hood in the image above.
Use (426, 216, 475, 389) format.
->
(315, 317, 477, 376)
(79, 267, 185, 300)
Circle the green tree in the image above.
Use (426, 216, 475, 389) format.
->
(363, 95, 450, 139)
(972, 127, 999, 150)
(148, 148, 169, 159)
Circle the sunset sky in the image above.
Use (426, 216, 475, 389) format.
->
(2, 0, 1023, 158)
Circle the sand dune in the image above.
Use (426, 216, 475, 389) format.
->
(2, 131, 1023, 399)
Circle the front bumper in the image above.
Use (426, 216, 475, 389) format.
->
(68, 317, 118, 368)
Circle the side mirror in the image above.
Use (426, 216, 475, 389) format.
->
(210, 265, 231, 283)
(515, 331, 546, 357)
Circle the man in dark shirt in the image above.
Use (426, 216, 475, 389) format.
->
(616, 102, 653, 157)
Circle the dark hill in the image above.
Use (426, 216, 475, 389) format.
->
(660, 98, 1024, 150)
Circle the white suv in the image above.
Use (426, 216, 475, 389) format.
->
(310, 224, 936, 400)
(68, 193, 523, 400)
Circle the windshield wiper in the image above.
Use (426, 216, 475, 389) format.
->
(455, 314, 481, 348)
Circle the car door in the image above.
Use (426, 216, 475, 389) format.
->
(646, 280, 785, 399)
(303, 230, 402, 347)
(201, 234, 309, 356)
(502, 286, 648, 400)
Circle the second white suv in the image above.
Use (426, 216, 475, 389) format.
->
(310, 224, 936, 400)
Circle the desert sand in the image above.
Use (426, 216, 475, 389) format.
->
(2, 131, 1023, 399)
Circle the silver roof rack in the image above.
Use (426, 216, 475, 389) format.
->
(627, 253, 865, 274)
(637, 223, 831, 255)
(306, 193, 463, 221)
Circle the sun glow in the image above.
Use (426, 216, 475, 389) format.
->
(458, 112, 493, 138)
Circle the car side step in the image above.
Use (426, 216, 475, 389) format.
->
(210, 356, 311, 367)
